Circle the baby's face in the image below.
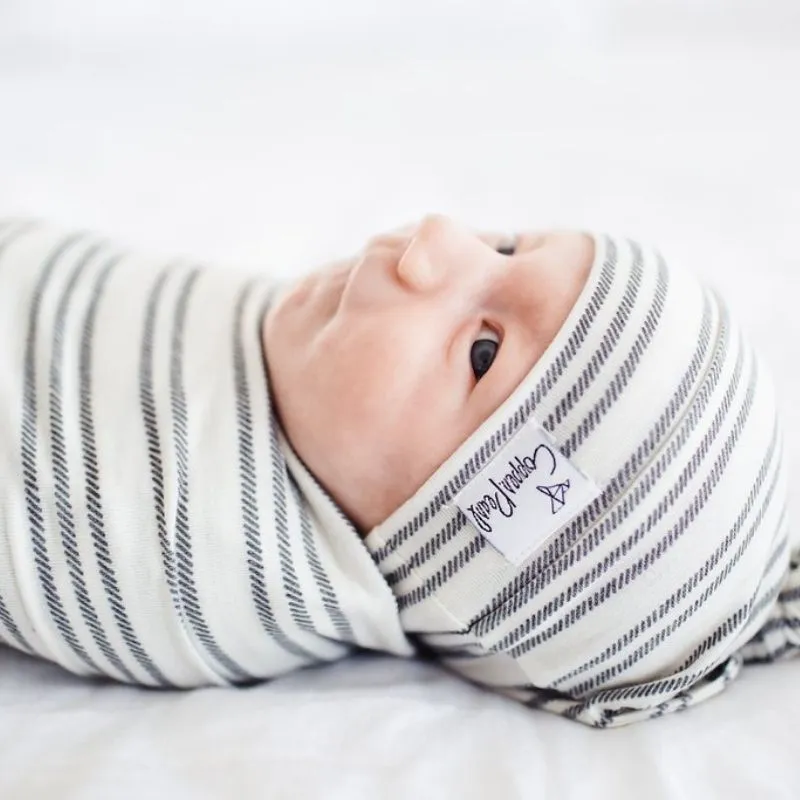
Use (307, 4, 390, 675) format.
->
(263, 214, 593, 534)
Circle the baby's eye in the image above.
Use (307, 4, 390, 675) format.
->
(470, 326, 500, 382)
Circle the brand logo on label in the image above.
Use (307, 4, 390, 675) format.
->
(464, 444, 560, 534)
(537, 479, 571, 514)
(454, 419, 600, 564)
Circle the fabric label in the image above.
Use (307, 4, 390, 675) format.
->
(454, 419, 601, 565)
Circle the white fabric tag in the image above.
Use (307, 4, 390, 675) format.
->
(454, 419, 601, 565)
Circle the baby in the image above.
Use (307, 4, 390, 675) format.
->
(0, 214, 795, 729)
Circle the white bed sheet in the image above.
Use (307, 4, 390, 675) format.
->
(1, 7, 799, 798)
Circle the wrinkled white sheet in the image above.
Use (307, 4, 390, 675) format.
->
(1, 4, 799, 797)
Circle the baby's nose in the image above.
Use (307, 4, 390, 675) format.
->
(395, 214, 450, 292)
(395, 213, 497, 293)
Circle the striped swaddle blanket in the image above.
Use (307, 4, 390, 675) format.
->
(0, 219, 412, 686)
(363, 233, 799, 728)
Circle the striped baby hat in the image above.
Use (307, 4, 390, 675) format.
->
(363, 232, 797, 727)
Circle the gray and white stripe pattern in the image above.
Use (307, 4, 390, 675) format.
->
(0, 220, 412, 686)
(364, 233, 795, 728)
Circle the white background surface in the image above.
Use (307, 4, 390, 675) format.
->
(1, 2, 799, 798)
